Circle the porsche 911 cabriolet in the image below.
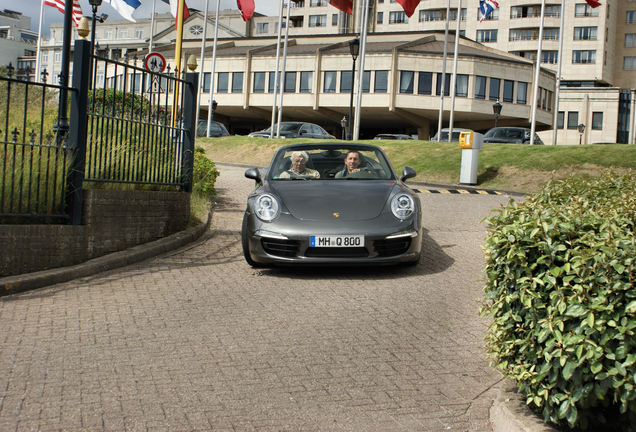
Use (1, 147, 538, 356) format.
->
(241, 143, 423, 267)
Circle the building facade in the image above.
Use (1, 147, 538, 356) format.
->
(0, 9, 38, 77)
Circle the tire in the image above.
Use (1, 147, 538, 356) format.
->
(241, 214, 265, 268)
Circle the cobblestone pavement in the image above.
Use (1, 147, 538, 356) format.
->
(0, 164, 515, 431)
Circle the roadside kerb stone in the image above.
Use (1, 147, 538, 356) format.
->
(491, 380, 559, 432)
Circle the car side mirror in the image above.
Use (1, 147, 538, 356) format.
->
(401, 166, 416, 182)
(245, 167, 261, 184)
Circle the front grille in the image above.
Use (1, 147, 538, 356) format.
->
(374, 238, 411, 257)
(305, 247, 368, 258)
(261, 238, 300, 257)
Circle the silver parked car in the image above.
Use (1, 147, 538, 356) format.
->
(241, 143, 423, 267)
(483, 127, 544, 144)
(248, 122, 335, 139)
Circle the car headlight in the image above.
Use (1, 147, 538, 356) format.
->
(254, 193, 280, 221)
(391, 194, 415, 220)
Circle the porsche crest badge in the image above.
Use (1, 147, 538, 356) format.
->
(332, 212, 340, 218)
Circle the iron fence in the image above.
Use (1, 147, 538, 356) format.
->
(0, 65, 73, 223)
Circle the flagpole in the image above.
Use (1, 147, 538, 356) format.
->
(172, 0, 187, 127)
(276, 0, 291, 137)
(206, 0, 221, 136)
(149, 0, 157, 51)
(35, 0, 45, 82)
(437, 0, 451, 142)
(530, 0, 546, 146)
(353, 0, 369, 140)
(551, 0, 565, 146)
(196, 0, 211, 126)
(447, 0, 461, 142)
(270, 0, 284, 138)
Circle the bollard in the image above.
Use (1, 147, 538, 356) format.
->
(459, 131, 484, 185)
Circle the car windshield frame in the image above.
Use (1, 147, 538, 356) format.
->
(267, 144, 397, 182)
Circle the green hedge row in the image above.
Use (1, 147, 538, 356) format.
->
(481, 172, 635, 430)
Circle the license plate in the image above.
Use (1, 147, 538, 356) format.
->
(310, 235, 364, 248)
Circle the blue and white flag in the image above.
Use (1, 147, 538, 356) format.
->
(105, 0, 142, 22)
(479, 0, 499, 22)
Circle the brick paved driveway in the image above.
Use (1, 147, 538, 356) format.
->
(0, 164, 514, 431)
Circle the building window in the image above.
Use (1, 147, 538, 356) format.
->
(309, 15, 327, 26)
(105, 30, 113, 39)
(517, 81, 528, 104)
(389, 11, 407, 23)
(310, 0, 327, 5)
(489, 78, 500, 100)
(418, 72, 432, 95)
(542, 51, 558, 64)
(203, 72, 211, 92)
(300, 71, 312, 93)
(627, 10, 636, 23)
(332, 14, 338, 25)
(400, 71, 414, 93)
(592, 112, 603, 130)
(253, 72, 265, 93)
(626, 34, 636, 47)
(42, 52, 48, 63)
(574, 26, 597, 40)
(476, 29, 497, 42)
(340, 70, 353, 92)
(436, 73, 451, 96)
(217, 72, 228, 93)
(420, 10, 442, 22)
(324, 71, 336, 92)
(567, 111, 579, 129)
(572, 50, 596, 63)
(135, 29, 143, 38)
(557, 111, 565, 129)
(449, 8, 467, 21)
(543, 28, 559, 40)
(189, 25, 203, 36)
(474, 76, 486, 99)
(624, 56, 636, 70)
(503, 80, 514, 103)
(374, 70, 388, 93)
(362, 71, 370, 92)
(232, 72, 243, 93)
(455, 74, 468, 97)
(284, 71, 296, 92)
(377, 12, 383, 24)
(268, 72, 277, 93)
(576, 3, 600, 17)
(55, 52, 61, 63)
(119, 29, 128, 39)
(256, 23, 269, 34)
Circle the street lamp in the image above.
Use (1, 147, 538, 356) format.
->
(492, 100, 502, 128)
(347, 38, 359, 140)
(340, 116, 347, 140)
(577, 123, 585, 145)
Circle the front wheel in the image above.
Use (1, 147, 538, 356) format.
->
(241, 214, 265, 268)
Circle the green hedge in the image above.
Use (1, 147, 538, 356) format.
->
(193, 147, 220, 197)
(481, 172, 635, 430)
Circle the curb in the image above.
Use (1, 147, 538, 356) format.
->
(490, 380, 558, 432)
(0, 212, 212, 296)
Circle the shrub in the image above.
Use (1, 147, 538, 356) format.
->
(481, 172, 635, 430)
(193, 147, 220, 197)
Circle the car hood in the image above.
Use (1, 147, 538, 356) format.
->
(270, 181, 398, 221)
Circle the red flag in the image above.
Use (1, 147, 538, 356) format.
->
(585, 0, 601, 7)
(329, 0, 353, 15)
(44, 0, 83, 26)
(396, 0, 421, 18)
(237, 0, 255, 21)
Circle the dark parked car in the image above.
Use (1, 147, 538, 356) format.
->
(248, 122, 335, 139)
(430, 128, 473, 142)
(373, 134, 414, 140)
(241, 142, 422, 267)
(197, 120, 230, 137)
(483, 127, 544, 144)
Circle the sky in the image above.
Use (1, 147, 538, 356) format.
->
(1, 0, 278, 34)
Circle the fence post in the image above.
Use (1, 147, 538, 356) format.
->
(181, 72, 198, 193)
(66, 39, 91, 225)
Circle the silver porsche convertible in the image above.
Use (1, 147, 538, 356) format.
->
(241, 143, 423, 267)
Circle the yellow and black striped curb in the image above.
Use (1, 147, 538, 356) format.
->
(412, 188, 504, 195)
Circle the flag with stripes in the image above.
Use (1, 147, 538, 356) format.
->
(160, 0, 190, 29)
(479, 0, 499, 22)
(44, 0, 83, 26)
(104, 0, 141, 22)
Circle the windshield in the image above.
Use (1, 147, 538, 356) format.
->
(270, 146, 395, 181)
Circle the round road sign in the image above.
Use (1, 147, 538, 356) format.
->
(144, 52, 167, 73)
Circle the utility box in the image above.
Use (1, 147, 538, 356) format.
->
(459, 131, 483, 185)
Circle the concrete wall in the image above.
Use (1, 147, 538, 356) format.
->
(0, 189, 190, 277)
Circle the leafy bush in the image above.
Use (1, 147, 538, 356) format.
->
(193, 147, 220, 197)
(481, 172, 635, 430)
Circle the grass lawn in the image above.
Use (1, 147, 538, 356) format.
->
(197, 136, 636, 193)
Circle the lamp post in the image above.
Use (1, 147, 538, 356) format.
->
(492, 100, 502, 128)
(340, 116, 347, 140)
(577, 123, 585, 145)
(347, 38, 359, 140)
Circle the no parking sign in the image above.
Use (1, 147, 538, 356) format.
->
(144, 52, 166, 74)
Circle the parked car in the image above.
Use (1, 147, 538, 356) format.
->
(248, 122, 336, 139)
(483, 127, 544, 144)
(373, 134, 414, 140)
(197, 120, 230, 137)
(241, 142, 422, 267)
(430, 128, 473, 142)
